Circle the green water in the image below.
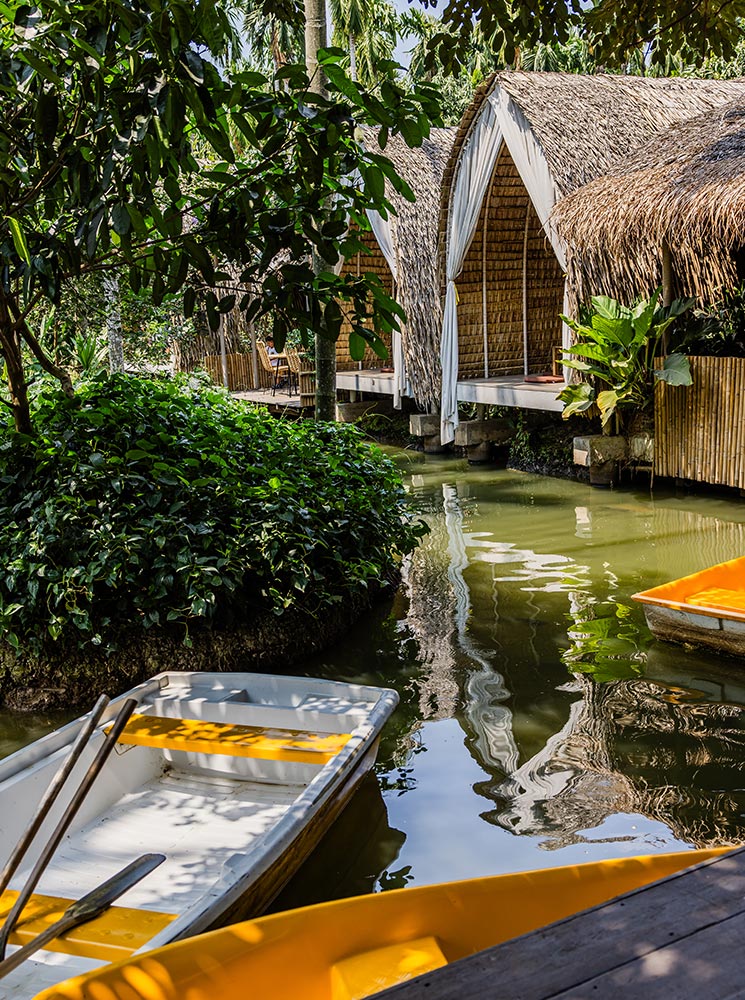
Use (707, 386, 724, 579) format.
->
(273, 457, 745, 908)
(8, 457, 745, 910)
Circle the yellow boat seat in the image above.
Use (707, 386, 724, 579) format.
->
(116, 714, 351, 765)
(687, 587, 745, 614)
(0, 889, 174, 962)
(331, 936, 448, 1000)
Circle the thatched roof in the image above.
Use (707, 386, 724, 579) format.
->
(554, 98, 745, 305)
(368, 128, 454, 410)
(439, 72, 745, 299)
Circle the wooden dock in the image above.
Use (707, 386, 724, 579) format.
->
(232, 388, 309, 413)
(377, 847, 745, 999)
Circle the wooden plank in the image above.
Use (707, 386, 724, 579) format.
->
(375, 849, 745, 1000)
(551, 909, 745, 999)
(115, 714, 351, 765)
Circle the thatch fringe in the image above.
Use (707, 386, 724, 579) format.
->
(555, 98, 745, 307)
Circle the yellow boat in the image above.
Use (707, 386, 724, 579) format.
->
(36, 848, 729, 1000)
(633, 555, 745, 656)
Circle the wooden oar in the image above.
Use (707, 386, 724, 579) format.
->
(0, 853, 166, 979)
(0, 697, 138, 960)
(0, 694, 110, 900)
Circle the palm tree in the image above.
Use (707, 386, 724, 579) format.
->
(353, 0, 398, 85)
(329, 0, 366, 80)
(329, 0, 398, 85)
(236, 3, 304, 74)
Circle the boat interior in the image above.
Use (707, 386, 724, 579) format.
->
(0, 673, 384, 998)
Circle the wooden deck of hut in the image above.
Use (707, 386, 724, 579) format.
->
(438, 72, 745, 443)
(377, 848, 745, 999)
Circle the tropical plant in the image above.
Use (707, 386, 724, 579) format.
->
(237, 3, 304, 74)
(558, 290, 694, 431)
(68, 332, 108, 375)
(429, 0, 745, 75)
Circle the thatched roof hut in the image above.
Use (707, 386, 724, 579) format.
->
(336, 128, 453, 411)
(554, 98, 745, 306)
(439, 71, 745, 442)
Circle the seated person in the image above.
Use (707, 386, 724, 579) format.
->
(265, 336, 280, 367)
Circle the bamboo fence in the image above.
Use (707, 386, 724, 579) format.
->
(205, 351, 316, 408)
(655, 356, 745, 489)
(204, 353, 261, 391)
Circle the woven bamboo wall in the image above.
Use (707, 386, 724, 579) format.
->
(525, 210, 565, 372)
(454, 147, 564, 380)
(655, 356, 745, 488)
(336, 228, 394, 372)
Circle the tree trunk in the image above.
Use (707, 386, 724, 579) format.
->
(0, 328, 32, 434)
(0, 294, 32, 434)
(349, 33, 357, 81)
(304, 0, 336, 422)
(103, 271, 125, 373)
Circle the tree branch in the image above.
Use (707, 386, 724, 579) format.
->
(7, 301, 75, 398)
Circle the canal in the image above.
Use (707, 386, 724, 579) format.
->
(274, 457, 745, 909)
(7, 456, 745, 912)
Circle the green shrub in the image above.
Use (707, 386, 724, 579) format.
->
(675, 284, 745, 358)
(0, 374, 425, 654)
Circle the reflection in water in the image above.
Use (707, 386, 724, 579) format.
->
(267, 773, 406, 910)
(399, 467, 745, 861)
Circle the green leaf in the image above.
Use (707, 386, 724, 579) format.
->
(349, 331, 367, 362)
(6, 217, 30, 264)
(596, 389, 620, 425)
(558, 381, 595, 418)
(655, 353, 693, 387)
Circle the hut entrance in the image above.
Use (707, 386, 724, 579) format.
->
(336, 227, 394, 374)
(455, 146, 564, 381)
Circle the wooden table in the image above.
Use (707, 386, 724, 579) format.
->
(376, 848, 745, 999)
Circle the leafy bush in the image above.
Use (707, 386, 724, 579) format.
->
(675, 284, 745, 358)
(559, 290, 693, 431)
(0, 375, 425, 655)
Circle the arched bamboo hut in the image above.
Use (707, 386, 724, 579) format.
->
(439, 71, 745, 443)
(335, 128, 454, 411)
(554, 99, 745, 306)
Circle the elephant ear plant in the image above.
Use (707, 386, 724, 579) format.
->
(558, 289, 694, 433)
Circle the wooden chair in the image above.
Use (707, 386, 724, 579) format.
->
(284, 347, 304, 397)
(257, 341, 289, 395)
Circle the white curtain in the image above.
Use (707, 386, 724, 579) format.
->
(440, 99, 504, 444)
(495, 90, 564, 268)
(368, 209, 407, 408)
(367, 209, 397, 276)
(494, 90, 572, 376)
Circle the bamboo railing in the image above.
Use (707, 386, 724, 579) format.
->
(655, 356, 745, 489)
(204, 353, 262, 391)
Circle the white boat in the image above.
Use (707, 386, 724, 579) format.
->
(0, 670, 398, 998)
